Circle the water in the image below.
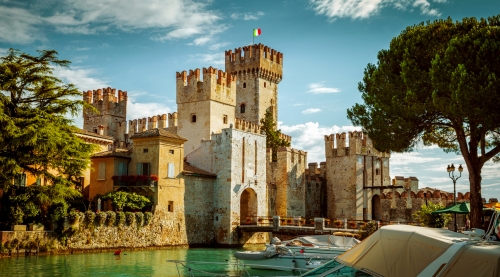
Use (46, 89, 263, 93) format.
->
(0, 247, 301, 277)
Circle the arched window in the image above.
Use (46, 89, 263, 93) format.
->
(243, 82, 246, 88)
(240, 104, 246, 113)
(191, 114, 197, 122)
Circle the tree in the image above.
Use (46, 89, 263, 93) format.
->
(260, 110, 291, 161)
(347, 16, 500, 228)
(413, 203, 451, 228)
(0, 49, 96, 190)
(102, 191, 151, 211)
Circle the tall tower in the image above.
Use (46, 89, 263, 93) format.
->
(83, 87, 127, 144)
(176, 67, 236, 155)
(225, 44, 283, 125)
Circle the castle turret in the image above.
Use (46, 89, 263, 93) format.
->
(225, 44, 283, 126)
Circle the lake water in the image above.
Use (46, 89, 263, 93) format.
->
(0, 247, 302, 277)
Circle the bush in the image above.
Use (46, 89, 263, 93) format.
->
(78, 212, 85, 224)
(135, 212, 144, 227)
(125, 212, 135, 225)
(106, 211, 116, 226)
(358, 220, 378, 240)
(413, 203, 451, 228)
(144, 212, 153, 225)
(67, 210, 80, 225)
(84, 211, 96, 225)
(95, 212, 107, 226)
(116, 212, 125, 226)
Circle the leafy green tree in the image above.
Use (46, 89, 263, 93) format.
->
(103, 191, 151, 211)
(347, 16, 500, 228)
(0, 48, 96, 190)
(260, 110, 291, 161)
(413, 203, 451, 228)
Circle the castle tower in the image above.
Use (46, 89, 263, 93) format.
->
(225, 44, 283, 125)
(324, 131, 391, 221)
(176, 67, 236, 155)
(83, 87, 127, 145)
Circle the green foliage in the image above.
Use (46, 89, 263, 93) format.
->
(95, 212, 107, 226)
(116, 211, 125, 226)
(347, 15, 500, 227)
(67, 210, 79, 225)
(358, 221, 378, 240)
(84, 211, 95, 226)
(260, 110, 291, 161)
(102, 191, 151, 211)
(144, 212, 153, 225)
(106, 211, 116, 226)
(125, 212, 135, 225)
(135, 212, 144, 227)
(0, 49, 97, 190)
(413, 203, 451, 228)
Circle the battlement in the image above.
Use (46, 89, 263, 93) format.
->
(279, 133, 292, 144)
(324, 131, 389, 158)
(176, 67, 236, 106)
(234, 118, 261, 135)
(84, 87, 127, 104)
(128, 113, 178, 134)
(225, 44, 283, 83)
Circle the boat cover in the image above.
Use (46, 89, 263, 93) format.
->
(336, 225, 470, 277)
(284, 235, 360, 248)
(438, 244, 500, 277)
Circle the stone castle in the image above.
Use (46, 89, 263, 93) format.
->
(81, 44, 465, 246)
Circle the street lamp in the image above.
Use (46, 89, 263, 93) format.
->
(447, 163, 463, 232)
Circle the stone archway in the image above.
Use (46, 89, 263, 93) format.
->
(372, 194, 382, 221)
(240, 188, 258, 223)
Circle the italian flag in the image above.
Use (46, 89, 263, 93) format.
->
(253, 28, 261, 37)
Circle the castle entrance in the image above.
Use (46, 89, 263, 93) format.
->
(372, 195, 382, 221)
(240, 188, 258, 223)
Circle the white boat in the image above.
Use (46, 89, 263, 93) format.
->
(279, 234, 360, 259)
(233, 244, 330, 273)
(332, 224, 500, 277)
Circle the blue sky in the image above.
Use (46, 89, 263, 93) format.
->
(1, 0, 499, 200)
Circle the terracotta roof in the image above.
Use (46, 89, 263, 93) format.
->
(183, 162, 217, 178)
(129, 128, 187, 141)
(75, 128, 114, 140)
(92, 148, 131, 158)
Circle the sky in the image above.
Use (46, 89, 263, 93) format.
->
(1, 0, 499, 200)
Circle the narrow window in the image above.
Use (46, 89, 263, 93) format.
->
(191, 114, 197, 122)
(243, 82, 246, 88)
(168, 163, 175, 178)
(98, 162, 106, 180)
(242, 137, 245, 183)
(240, 104, 246, 113)
(143, 148, 148, 153)
(254, 141, 257, 175)
(376, 168, 380, 175)
(264, 82, 266, 88)
(14, 174, 27, 187)
(169, 149, 174, 154)
(36, 177, 41, 186)
(168, 201, 174, 212)
(118, 161, 127, 176)
(223, 115, 228, 124)
(136, 162, 150, 176)
(93, 128, 98, 134)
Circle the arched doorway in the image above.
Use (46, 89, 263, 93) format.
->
(240, 188, 258, 223)
(372, 195, 382, 221)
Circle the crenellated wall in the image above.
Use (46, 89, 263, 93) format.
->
(305, 162, 327, 218)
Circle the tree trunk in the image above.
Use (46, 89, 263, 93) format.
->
(468, 164, 483, 229)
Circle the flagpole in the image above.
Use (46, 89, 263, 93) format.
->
(253, 29, 254, 45)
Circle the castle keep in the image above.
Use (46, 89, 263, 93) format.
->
(81, 43, 461, 247)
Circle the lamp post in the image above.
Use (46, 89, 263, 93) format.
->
(447, 163, 463, 232)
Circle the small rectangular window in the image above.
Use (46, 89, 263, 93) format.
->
(143, 148, 148, 153)
(36, 178, 41, 186)
(168, 163, 175, 178)
(137, 162, 150, 175)
(376, 169, 380, 175)
(223, 115, 228, 124)
(14, 174, 26, 187)
(168, 201, 174, 212)
(169, 150, 174, 154)
(98, 162, 106, 180)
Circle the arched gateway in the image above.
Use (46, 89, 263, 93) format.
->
(240, 188, 258, 223)
(372, 194, 382, 221)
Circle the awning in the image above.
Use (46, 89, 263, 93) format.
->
(432, 202, 470, 214)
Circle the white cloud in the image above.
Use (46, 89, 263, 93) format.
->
(230, 11, 265, 21)
(307, 82, 341, 94)
(309, 0, 444, 20)
(126, 99, 173, 123)
(0, 0, 222, 44)
(52, 66, 109, 91)
(302, 108, 322, 114)
(280, 122, 361, 162)
(390, 152, 441, 165)
(188, 53, 224, 66)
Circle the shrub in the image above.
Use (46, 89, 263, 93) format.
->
(135, 212, 144, 227)
(116, 212, 125, 226)
(67, 210, 80, 225)
(78, 212, 85, 224)
(348, 221, 356, 228)
(413, 203, 451, 228)
(144, 212, 153, 225)
(358, 220, 378, 240)
(106, 211, 116, 226)
(125, 212, 135, 225)
(95, 212, 107, 226)
(84, 211, 96, 225)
